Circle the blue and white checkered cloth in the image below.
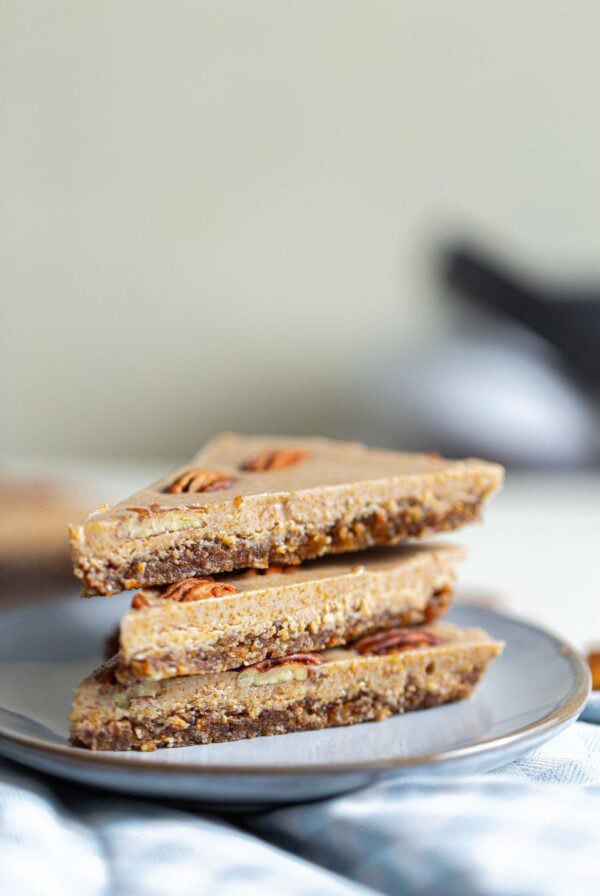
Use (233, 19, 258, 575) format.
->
(1, 713, 599, 896)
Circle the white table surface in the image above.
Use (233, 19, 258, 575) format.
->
(454, 472, 599, 652)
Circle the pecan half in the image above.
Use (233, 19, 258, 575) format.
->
(166, 468, 238, 494)
(240, 447, 309, 472)
(249, 653, 325, 672)
(353, 628, 443, 656)
(131, 576, 239, 609)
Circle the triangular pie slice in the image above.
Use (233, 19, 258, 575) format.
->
(115, 543, 465, 681)
(70, 621, 504, 751)
(69, 433, 503, 596)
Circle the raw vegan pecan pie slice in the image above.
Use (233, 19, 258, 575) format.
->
(113, 544, 464, 682)
(69, 433, 503, 596)
(69, 622, 504, 751)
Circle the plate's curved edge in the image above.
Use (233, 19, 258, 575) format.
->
(0, 608, 591, 778)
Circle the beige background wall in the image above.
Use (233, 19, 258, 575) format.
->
(2, 2, 599, 458)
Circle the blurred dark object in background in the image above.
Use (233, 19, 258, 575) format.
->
(445, 245, 600, 393)
(362, 243, 600, 469)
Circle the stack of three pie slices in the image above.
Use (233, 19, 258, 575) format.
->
(68, 434, 505, 751)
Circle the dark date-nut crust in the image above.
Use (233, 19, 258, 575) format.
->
(78, 497, 483, 596)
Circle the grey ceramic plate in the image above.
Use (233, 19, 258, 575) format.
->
(0, 595, 590, 806)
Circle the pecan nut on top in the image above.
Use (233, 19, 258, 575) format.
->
(166, 468, 238, 494)
(353, 628, 442, 657)
(131, 576, 238, 609)
(249, 653, 326, 673)
(588, 651, 600, 690)
(240, 447, 309, 472)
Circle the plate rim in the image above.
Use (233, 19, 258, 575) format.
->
(0, 606, 591, 778)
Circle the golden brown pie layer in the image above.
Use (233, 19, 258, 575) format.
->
(69, 434, 503, 596)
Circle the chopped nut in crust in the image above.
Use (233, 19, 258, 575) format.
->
(240, 447, 309, 472)
(166, 468, 238, 494)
